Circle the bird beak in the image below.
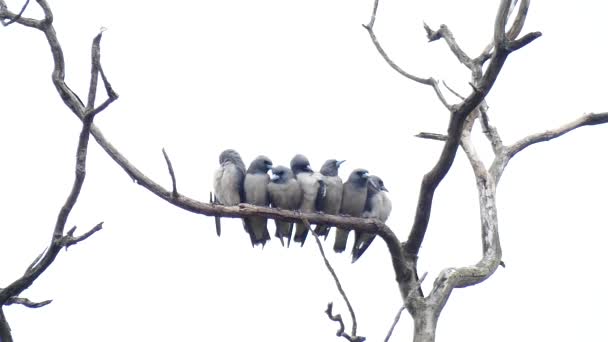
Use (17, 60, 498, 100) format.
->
(336, 160, 346, 167)
(305, 165, 313, 172)
(382, 186, 389, 192)
(362, 172, 369, 179)
(271, 174, 280, 181)
(267, 164, 273, 171)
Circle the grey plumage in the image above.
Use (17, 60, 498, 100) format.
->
(290, 154, 325, 246)
(243, 155, 273, 247)
(267, 165, 302, 247)
(334, 168, 369, 253)
(352, 175, 392, 263)
(314, 159, 345, 239)
(212, 149, 246, 236)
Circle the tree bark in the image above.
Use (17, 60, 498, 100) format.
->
(412, 307, 438, 342)
(0, 308, 12, 342)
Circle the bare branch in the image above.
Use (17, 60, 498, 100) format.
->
(415, 132, 447, 141)
(506, 0, 529, 40)
(384, 272, 427, 342)
(5, 296, 52, 309)
(325, 303, 366, 342)
(424, 23, 474, 70)
(384, 305, 406, 342)
(362, 0, 452, 109)
(0, 307, 11, 342)
(162, 148, 178, 197)
(442, 81, 465, 100)
(0, 0, 29, 26)
(25, 248, 47, 274)
(426, 115, 502, 311)
(478, 101, 504, 154)
(506, 112, 608, 160)
(60, 222, 104, 250)
(306, 219, 359, 338)
(0, 0, 38, 28)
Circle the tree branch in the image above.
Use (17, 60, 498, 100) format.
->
(403, 0, 538, 259)
(0, 2, 112, 313)
(362, 0, 452, 109)
(325, 303, 366, 342)
(5, 296, 52, 309)
(162, 148, 178, 197)
(306, 220, 360, 339)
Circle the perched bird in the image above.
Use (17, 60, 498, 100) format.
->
(213, 149, 246, 236)
(267, 165, 302, 247)
(334, 168, 369, 253)
(243, 155, 273, 247)
(314, 159, 345, 239)
(352, 175, 392, 263)
(290, 154, 325, 246)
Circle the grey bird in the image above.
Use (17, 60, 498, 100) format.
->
(314, 159, 345, 239)
(213, 149, 246, 236)
(334, 168, 369, 253)
(352, 175, 392, 263)
(243, 155, 273, 247)
(290, 154, 325, 246)
(267, 165, 302, 247)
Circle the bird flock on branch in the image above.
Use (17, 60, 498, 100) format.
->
(213, 149, 392, 263)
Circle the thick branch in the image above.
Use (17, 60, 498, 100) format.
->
(0, 308, 11, 342)
(424, 108, 502, 318)
(403, 0, 537, 258)
(0, 2, 111, 306)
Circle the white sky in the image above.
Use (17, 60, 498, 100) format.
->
(1, 0, 607, 341)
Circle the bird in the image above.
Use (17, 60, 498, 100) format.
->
(290, 154, 325, 246)
(267, 165, 302, 247)
(212, 149, 246, 236)
(243, 155, 273, 247)
(314, 159, 345, 239)
(352, 175, 392, 263)
(334, 168, 369, 253)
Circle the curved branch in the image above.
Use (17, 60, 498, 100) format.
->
(487, 112, 608, 182)
(427, 109, 502, 313)
(306, 220, 361, 340)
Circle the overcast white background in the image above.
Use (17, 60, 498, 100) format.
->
(1, 0, 607, 341)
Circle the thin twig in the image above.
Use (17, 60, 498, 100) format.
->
(325, 303, 366, 342)
(60, 222, 104, 250)
(415, 132, 447, 141)
(305, 219, 360, 339)
(0, 0, 29, 26)
(383, 271, 429, 342)
(162, 148, 178, 197)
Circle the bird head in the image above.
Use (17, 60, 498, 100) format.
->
(290, 154, 313, 175)
(348, 168, 370, 187)
(219, 149, 245, 169)
(320, 159, 346, 177)
(270, 165, 293, 183)
(248, 155, 273, 174)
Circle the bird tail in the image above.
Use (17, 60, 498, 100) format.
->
(275, 220, 293, 247)
(333, 227, 349, 253)
(293, 222, 309, 246)
(212, 192, 221, 236)
(351, 232, 375, 263)
(214, 217, 222, 237)
(245, 217, 271, 247)
(313, 224, 331, 240)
